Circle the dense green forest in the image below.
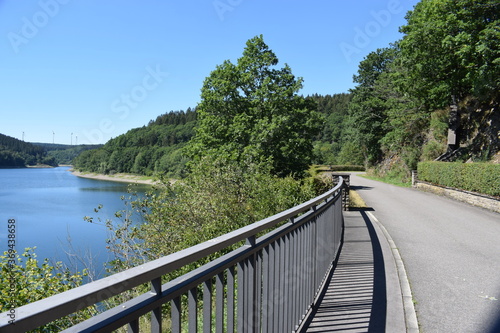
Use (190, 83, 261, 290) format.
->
(33, 143, 103, 165)
(0, 134, 57, 167)
(73, 109, 197, 178)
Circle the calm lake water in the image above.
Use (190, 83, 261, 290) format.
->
(0, 166, 148, 277)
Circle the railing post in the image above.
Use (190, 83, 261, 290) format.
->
(411, 170, 418, 187)
(151, 278, 162, 333)
(331, 174, 350, 210)
(246, 236, 258, 333)
(127, 319, 139, 333)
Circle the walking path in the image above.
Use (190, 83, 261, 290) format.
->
(300, 210, 410, 332)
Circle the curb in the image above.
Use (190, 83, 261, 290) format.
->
(367, 211, 420, 333)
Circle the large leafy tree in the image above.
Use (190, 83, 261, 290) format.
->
(399, 0, 500, 108)
(345, 47, 397, 165)
(345, 45, 427, 170)
(186, 35, 322, 177)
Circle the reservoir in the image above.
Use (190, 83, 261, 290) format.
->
(0, 166, 148, 278)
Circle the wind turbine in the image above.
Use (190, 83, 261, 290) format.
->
(71, 133, 73, 146)
(52, 131, 55, 144)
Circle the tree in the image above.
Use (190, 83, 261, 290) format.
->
(186, 35, 322, 177)
(345, 47, 397, 165)
(399, 0, 500, 108)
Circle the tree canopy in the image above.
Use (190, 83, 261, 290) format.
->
(342, 0, 500, 178)
(186, 35, 322, 177)
(399, 0, 500, 107)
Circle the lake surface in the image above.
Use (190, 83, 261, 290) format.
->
(0, 167, 148, 277)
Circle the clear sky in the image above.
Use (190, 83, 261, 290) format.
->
(0, 0, 420, 145)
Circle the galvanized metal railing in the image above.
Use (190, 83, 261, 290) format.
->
(0, 178, 345, 332)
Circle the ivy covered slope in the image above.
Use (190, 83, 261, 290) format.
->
(0, 133, 57, 167)
(73, 109, 197, 178)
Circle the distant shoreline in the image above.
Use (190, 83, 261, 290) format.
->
(70, 169, 158, 185)
(0, 164, 55, 169)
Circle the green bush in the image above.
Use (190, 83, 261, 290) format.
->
(329, 165, 365, 172)
(418, 162, 500, 197)
(0, 248, 96, 331)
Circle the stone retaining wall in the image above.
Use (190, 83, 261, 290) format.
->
(415, 181, 500, 214)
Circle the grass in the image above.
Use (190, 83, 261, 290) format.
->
(360, 173, 412, 188)
(349, 190, 369, 209)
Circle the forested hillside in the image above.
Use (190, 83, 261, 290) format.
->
(309, 93, 352, 165)
(33, 143, 103, 165)
(73, 109, 197, 178)
(0, 134, 57, 167)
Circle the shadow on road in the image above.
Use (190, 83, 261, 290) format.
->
(350, 185, 374, 191)
(300, 209, 387, 332)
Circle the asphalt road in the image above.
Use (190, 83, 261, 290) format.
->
(350, 174, 500, 333)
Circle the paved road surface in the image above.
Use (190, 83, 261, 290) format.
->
(350, 174, 500, 333)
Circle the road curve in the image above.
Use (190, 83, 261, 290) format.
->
(350, 173, 500, 333)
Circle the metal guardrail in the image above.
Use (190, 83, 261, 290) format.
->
(0, 178, 346, 332)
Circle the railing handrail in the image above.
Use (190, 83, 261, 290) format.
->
(0, 178, 345, 332)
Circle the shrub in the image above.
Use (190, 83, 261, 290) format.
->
(329, 165, 365, 172)
(0, 248, 96, 331)
(418, 162, 500, 197)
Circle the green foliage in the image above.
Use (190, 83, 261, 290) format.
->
(329, 165, 365, 172)
(186, 35, 322, 177)
(36, 144, 103, 165)
(337, 140, 365, 166)
(421, 140, 447, 161)
(418, 161, 500, 197)
(0, 248, 96, 331)
(361, 171, 412, 188)
(0, 133, 57, 167)
(140, 157, 316, 260)
(309, 93, 352, 165)
(429, 109, 450, 142)
(341, 0, 499, 173)
(73, 109, 196, 178)
(97, 157, 317, 281)
(399, 0, 500, 107)
(309, 93, 352, 142)
(346, 47, 398, 165)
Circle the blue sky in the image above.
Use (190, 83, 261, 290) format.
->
(0, 0, 420, 145)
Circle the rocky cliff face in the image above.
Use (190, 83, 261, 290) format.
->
(460, 97, 500, 162)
